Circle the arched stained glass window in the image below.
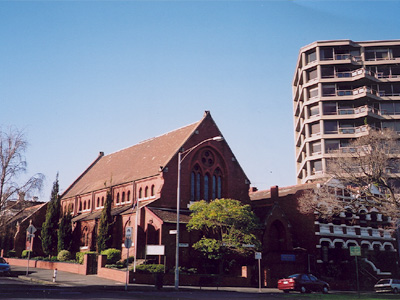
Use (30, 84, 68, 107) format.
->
(204, 174, 209, 201)
(190, 172, 195, 201)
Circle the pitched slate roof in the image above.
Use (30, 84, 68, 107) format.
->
(62, 115, 206, 199)
(250, 183, 317, 201)
(148, 207, 192, 224)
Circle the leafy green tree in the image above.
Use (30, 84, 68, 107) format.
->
(58, 211, 73, 252)
(187, 198, 261, 273)
(96, 190, 114, 253)
(41, 174, 60, 256)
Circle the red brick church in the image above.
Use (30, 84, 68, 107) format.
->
(60, 111, 251, 271)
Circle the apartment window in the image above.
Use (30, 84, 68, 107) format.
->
(139, 188, 142, 199)
(307, 51, 317, 64)
(309, 87, 319, 99)
(309, 105, 320, 117)
(116, 193, 120, 204)
(311, 160, 322, 174)
(307, 68, 318, 82)
(145, 186, 148, 198)
(365, 48, 390, 61)
(101, 197, 104, 206)
(381, 103, 396, 115)
(322, 85, 335, 96)
(151, 185, 155, 197)
(321, 66, 334, 78)
(325, 140, 340, 153)
(127, 191, 131, 203)
(88, 200, 90, 210)
(323, 102, 337, 115)
(121, 192, 125, 203)
(311, 141, 321, 154)
(97, 197, 100, 207)
(324, 121, 338, 134)
(320, 48, 333, 60)
(310, 122, 321, 136)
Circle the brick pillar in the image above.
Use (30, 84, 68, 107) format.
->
(98, 254, 107, 269)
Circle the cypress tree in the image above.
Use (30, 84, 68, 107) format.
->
(96, 190, 113, 253)
(57, 211, 73, 252)
(41, 174, 60, 256)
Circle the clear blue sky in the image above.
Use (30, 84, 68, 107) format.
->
(1, 0, 400, 201)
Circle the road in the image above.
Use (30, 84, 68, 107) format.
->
(0, 276, 286, 300)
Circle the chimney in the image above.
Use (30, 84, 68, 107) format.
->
(18, 192, 25, 202)
(270, 186, 279, 202)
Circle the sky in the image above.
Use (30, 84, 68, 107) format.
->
(1, 0, 400, 201)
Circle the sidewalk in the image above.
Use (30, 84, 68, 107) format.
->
(11, 265, 281, 294)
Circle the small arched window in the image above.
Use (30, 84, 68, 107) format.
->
(122, 192, 125, 203)
(116, 193, 120, 204)
(101, 197, 104, 206)
(151, 185, 155, 197)
(88, 200, 90, 209)
(83, 201, 86, 210)
(127, 190, 131, 202)
(139, 188, 142, 199)
(145, 186, 149, 198)
(79, 201, 82, 211)
(97, 197, 100, 207)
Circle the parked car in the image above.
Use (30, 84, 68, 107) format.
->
(0, 257, 10, 276)
(277, 273, 329, 294)
(374, 278, 400, 294)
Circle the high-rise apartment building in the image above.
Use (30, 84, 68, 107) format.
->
(293, 40, 400, 184)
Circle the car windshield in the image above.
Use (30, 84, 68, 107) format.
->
(377, 279, 390, 284)
(288, 274, 300, 278)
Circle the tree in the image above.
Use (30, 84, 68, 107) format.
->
(299, 129, 400, 222)
(0, 127, 44, 211)
(41, 174, 60, 256)
(58, 211, 73, 253)
(97, 190, 114, 253)
(187, 198, 261, 273)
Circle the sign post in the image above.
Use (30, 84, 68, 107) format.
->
(350, 246, 361, 298)
(125, 227, 133, 291)
(255, 252, 262, 292)
(26, 223, 36, 276)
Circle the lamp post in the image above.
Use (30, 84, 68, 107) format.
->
(174, 136, 224, 290)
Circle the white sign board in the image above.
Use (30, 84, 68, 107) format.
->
(179, 243, 189, 248)
(125, 227, 133, 238)
(146, 245, 165, 256)
(255, 252, 262, 260)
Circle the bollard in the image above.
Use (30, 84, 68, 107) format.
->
(53, 268, 57, 283)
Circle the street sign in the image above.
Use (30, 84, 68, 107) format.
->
(350, 246, 361, 256)
(125, 227, 133, 238)
(124, 238, 132, 249)
(169, 230, 177, 234)
(255, 252, 262, 260)
(27, 224, 36, 235)
(179, 243, 189, 248)
(242, 244, 255, 248)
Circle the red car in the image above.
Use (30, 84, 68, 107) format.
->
(278, 273, 329, 294)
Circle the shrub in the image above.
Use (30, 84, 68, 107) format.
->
(76, 252, 85, 264)
(101, 248, 121, 265)
(121, 256, 134, 267)
(57, 250, 71, 262)
(135, 264, 165, 274)
(21, 250, 33, 259)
